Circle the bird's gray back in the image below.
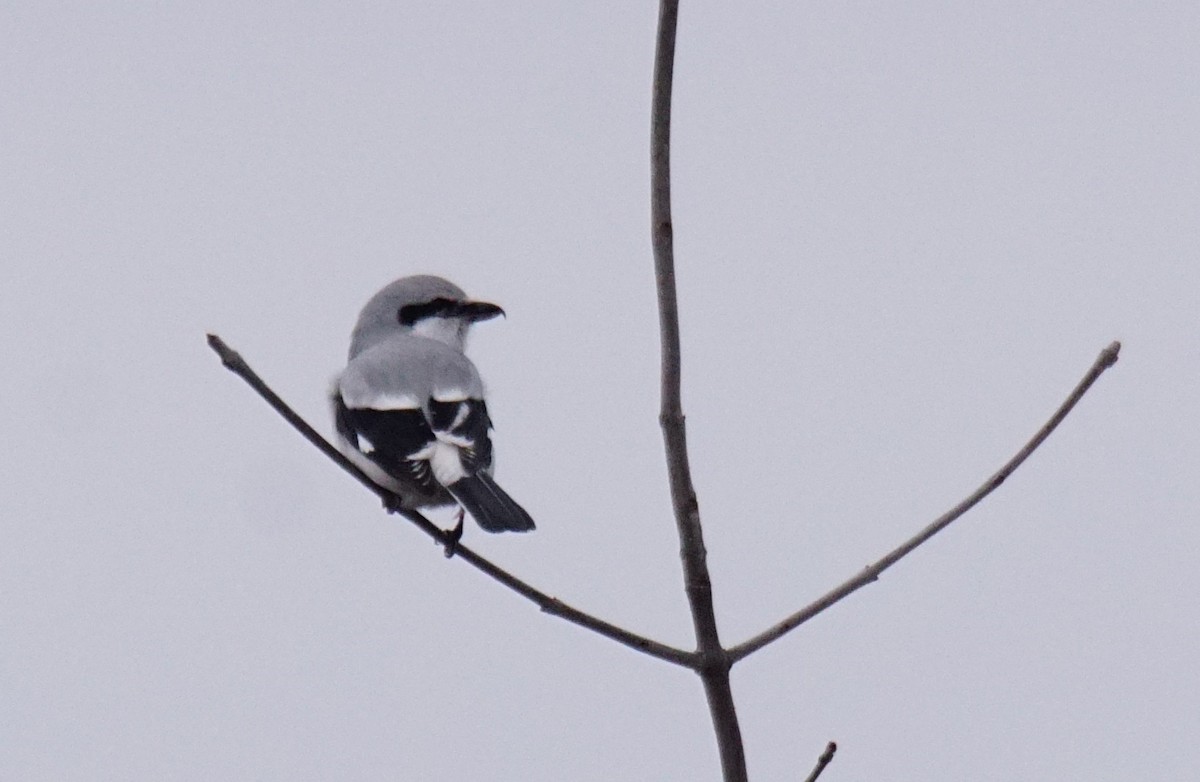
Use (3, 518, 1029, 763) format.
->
(339, 335, 484, 410)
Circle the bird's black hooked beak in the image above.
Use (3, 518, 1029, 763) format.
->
(453, 300, 505, 322)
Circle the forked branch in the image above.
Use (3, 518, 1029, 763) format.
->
(206, 334, 694, 668)
(209, 3, 1124, 776)
(728, 340, 1122, 663)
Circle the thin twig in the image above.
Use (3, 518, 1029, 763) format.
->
(802, 741, 837, 782)
(728, 341, 1122, 663)
(206, 333, 694, 668)
(649, 1, 748, 780)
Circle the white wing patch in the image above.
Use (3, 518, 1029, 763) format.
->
(436, 431, 474, 449)
(432, 387, 469, 403)
(412, 440, 468, 486)
(366, 393, 422, 410)
(449, 402, 470, 431)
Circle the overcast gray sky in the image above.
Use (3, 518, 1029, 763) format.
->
(3, 2, 1198, 779)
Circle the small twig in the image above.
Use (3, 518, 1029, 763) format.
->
(802, 741, 837, 782)
(729, 341, 1122, 663)
(206, 333, 694, 668)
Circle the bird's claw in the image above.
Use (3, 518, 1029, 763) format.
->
(381, 492, 405, 514)
(442, 509, 465, 558)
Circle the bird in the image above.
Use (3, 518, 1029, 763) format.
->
(331, 275, 536, 537)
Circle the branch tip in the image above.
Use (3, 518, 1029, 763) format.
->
(206, 332, 244, 371)
(1100, 340, 1121, 368)
(802, 741, 838, 782)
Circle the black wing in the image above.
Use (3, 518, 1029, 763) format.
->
(335, 396, 443, 496)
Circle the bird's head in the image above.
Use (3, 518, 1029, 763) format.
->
(349, 275, 505, 357)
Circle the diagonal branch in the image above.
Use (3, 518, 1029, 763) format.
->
(206, 333, 694, 668)
(728, 340, 1121, 664)
(649, 1, 748, 780)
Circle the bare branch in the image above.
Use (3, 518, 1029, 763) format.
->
(729, 341, 1122, 664)
(802, 741, 838, 782)
(206, 333, 694, 668)
(207, 334, 397, 502)
(649, 1, 748, 779)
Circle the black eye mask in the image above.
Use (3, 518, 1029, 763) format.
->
(398, 298, 505, 326)
(397, 297, 461, 326)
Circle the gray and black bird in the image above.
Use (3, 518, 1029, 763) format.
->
(332, 275, 535, 534)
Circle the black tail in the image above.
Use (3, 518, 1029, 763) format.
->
(447, 473, 536, 533)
